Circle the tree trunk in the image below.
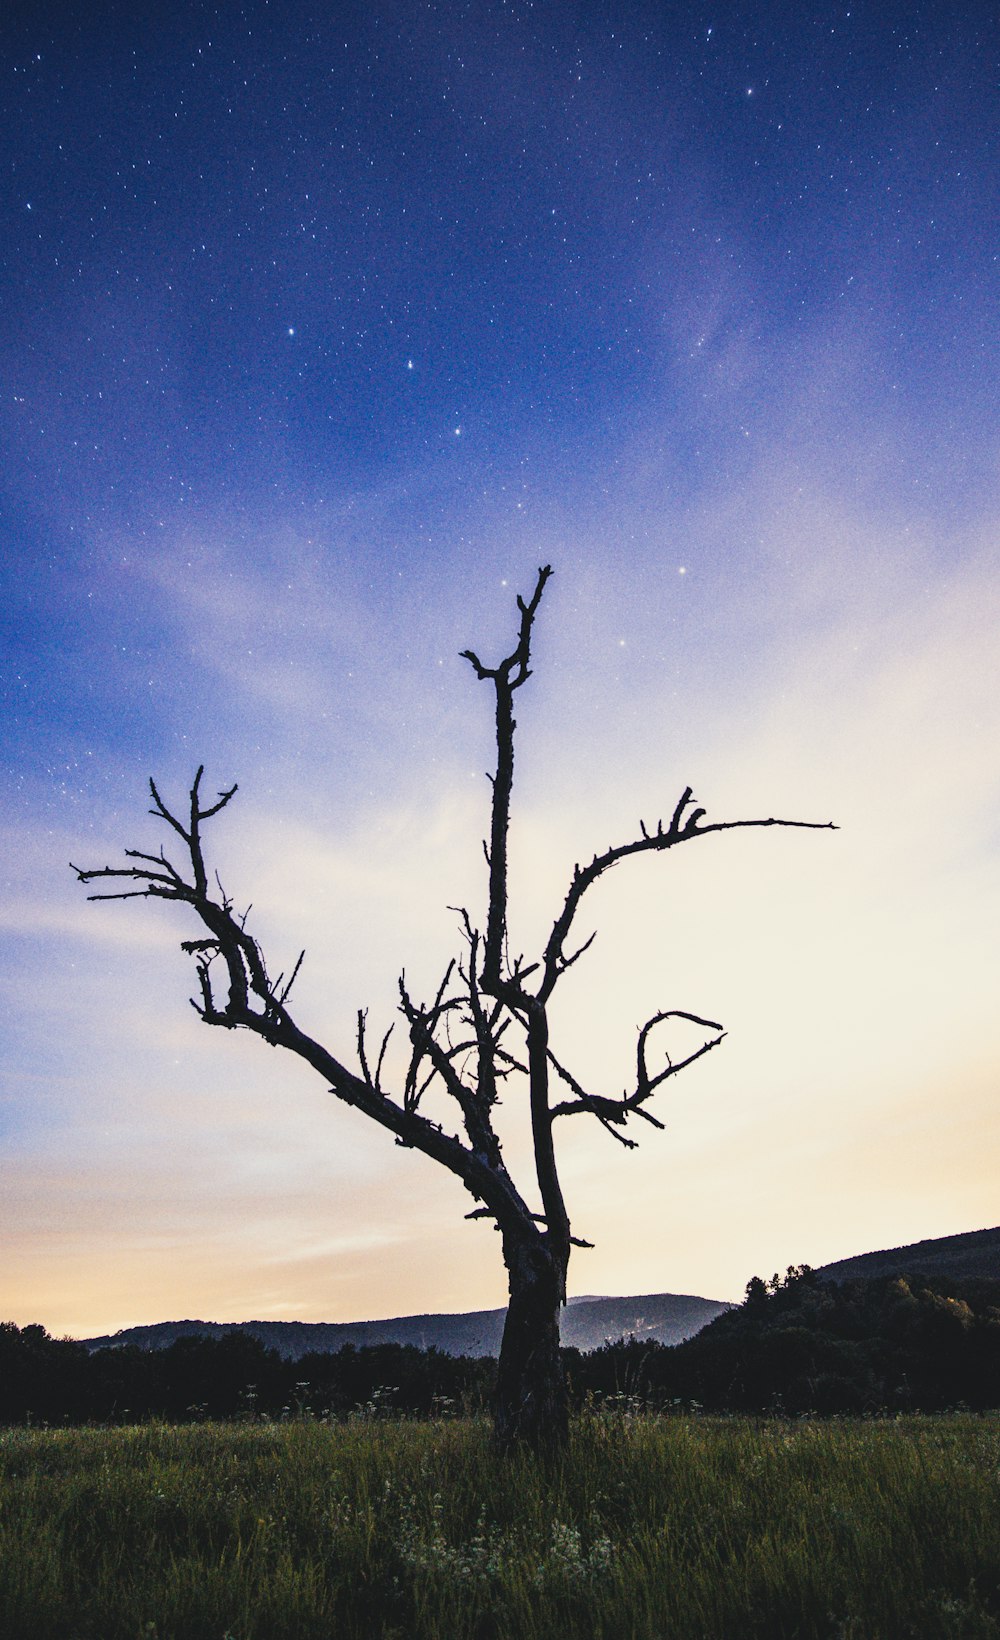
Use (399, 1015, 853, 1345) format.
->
(494, 1234, 569, 1454)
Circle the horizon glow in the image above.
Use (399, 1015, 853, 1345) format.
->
(1, 0, 997, 1336)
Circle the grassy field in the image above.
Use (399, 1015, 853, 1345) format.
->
(2, 1411, 999, 1639)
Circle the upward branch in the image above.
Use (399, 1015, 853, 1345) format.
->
(461, 564, 552, 997)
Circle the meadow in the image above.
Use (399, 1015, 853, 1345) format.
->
(2, 1411, 999, 1640)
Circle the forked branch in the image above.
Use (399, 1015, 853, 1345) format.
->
(548, 1010, 726, 1138)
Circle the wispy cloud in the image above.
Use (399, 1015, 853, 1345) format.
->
(4, 387, 998, 1330)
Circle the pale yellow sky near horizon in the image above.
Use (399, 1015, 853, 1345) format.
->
(4, 471, 999, 1339)
(3, 0, 998, 1348)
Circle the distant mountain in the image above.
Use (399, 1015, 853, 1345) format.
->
(560, 1293, 731, 1350)
(816, 1225, 1000, 1286)
(78, 1228, 1000, 1362)
(81, 1291, 730, 1360)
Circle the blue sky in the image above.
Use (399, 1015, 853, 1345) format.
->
(2, 0, 998, 1334)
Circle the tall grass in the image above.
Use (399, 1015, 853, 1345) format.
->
(2, 1412, 999, 1638)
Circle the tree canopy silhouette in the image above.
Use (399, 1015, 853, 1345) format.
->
(73, 566, 834, 1451)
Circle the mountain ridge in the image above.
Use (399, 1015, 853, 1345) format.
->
(815, 1223, 1000, 1284)
(81, 1292, 730, 1360)
(79, 1225, 1000, 1361)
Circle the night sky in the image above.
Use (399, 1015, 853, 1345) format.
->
(3, 0, 998, 1336)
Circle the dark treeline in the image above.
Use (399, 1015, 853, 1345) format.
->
(5, 1268, 1000, 1425)
(570, 1267, 1000, 1415)
(0, 1328, 495, 1426)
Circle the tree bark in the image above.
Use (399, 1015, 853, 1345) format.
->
(494, 1233, 569, 1454)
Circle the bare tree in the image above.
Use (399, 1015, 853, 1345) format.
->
(72, 566, 834, 1452)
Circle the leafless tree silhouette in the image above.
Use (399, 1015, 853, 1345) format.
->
(73, 566, 834, 1451)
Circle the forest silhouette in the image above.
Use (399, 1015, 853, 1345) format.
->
(6, 1267, 1000, 1426)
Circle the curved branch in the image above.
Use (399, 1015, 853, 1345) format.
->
(539, 787, 836, 1003)
(635, 1009, 726, 1101)
(550, 1009, 726, 1135)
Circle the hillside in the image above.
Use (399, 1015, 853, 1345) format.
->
(816, 1225, 1000, 1285)
(575, 1263, 1000, 1415)
(82, 1291, 730, 1360)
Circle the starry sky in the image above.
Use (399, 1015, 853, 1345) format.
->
(3, 0, 998, 1337)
